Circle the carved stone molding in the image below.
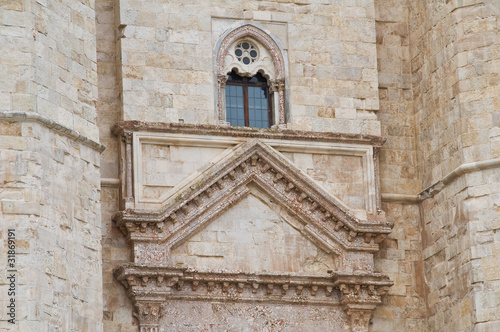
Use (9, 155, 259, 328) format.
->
(115, 265, 393, 331)
(269, 78, 286, 124)
(114, 140, 393, 252)
(345, 308, 373, 332)
(336, 275, 391, 331)
(217, 74, 228, 88)
(121, 131, 134, 209)
(269, 78, 285, 93)
(217, 74, 229, 124)
(112, 122, 393, 331)
(111, 121, 387, 147)
(217, 25, 285, 80)
(134, 302, 165, 332)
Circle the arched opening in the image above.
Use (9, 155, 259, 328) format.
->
(214, 24, 287, 127)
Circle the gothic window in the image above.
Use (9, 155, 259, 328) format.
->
(215, 24, 287, 127)
(225, 71, 272, 128)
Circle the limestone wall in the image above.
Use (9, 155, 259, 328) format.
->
(0, 0, 103, 330)
(116, 0, 381, 135)
(100, 184, 134, 331)
(1, 0, 99, 139)
(96, 0, 121, 180)
(95, 0, 135, 330)
(419, 167, 500, 331)
(372, 203, 427, 331)
(410, 0, 500, 187)
(408, 0, 500, 330)
(371, 0, 427, 330)
(375, 0, 419, 196)
(0, 122, 103, 331)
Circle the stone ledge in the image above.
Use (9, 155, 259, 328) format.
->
(101, 178, 120, 187)
(111, 121, 387, 147)
(381, 157, 500, 204)
(0, 111, 106, 152)
(420, 158, 500, 199)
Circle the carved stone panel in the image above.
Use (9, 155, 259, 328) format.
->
(112, 123, 392, 332)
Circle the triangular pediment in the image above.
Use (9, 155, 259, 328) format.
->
(170, 187, 339, 274)
(115, 139, 393, 252)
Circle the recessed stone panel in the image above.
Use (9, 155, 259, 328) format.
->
(143, 144, 227, 196)
(285, 152, 366, 211)
(171, 189, 338, 274)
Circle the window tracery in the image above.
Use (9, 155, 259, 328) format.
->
(215, 24, 287, 127)
(234, 41, 259, 65)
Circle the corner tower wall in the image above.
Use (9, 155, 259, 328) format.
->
(409, 0, 500, 330)
(0, 0, 103, 330)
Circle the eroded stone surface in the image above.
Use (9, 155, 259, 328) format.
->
(2, 0, 499, 331)
(171, 191, 338, 274)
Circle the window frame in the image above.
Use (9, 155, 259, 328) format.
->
(226, 73, 273, 128)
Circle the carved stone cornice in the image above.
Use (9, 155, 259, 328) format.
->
(115, 265, 392, 331)
(115, 265, 393, 307)
(111, 121, 387, 147)
(336, 276, 390, 307)
(113, 140, 393, 252)
(115, 265, 393, 331)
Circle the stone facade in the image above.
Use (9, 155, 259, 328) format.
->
(1, 0, 104, 331)
(1, 0, 499, 331)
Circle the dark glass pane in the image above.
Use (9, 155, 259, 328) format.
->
(248, 86, 269, 128)
(249, 72, 267, 83)
(235, 49, 242, 57)
(242, 42, 249, 49)
(226, 85, 245, 127)
(227, 71, 244, 82)
(243, 57, 250, 65)
(250, 50, 257, 58)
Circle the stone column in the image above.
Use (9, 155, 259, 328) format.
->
(338, 283, 390, 332)
(122, 131, 134, 209)
(269, 78, 286, 126)
(217, 74, 229, 126)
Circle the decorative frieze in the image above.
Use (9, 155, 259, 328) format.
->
(115, 265, 392, 331)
